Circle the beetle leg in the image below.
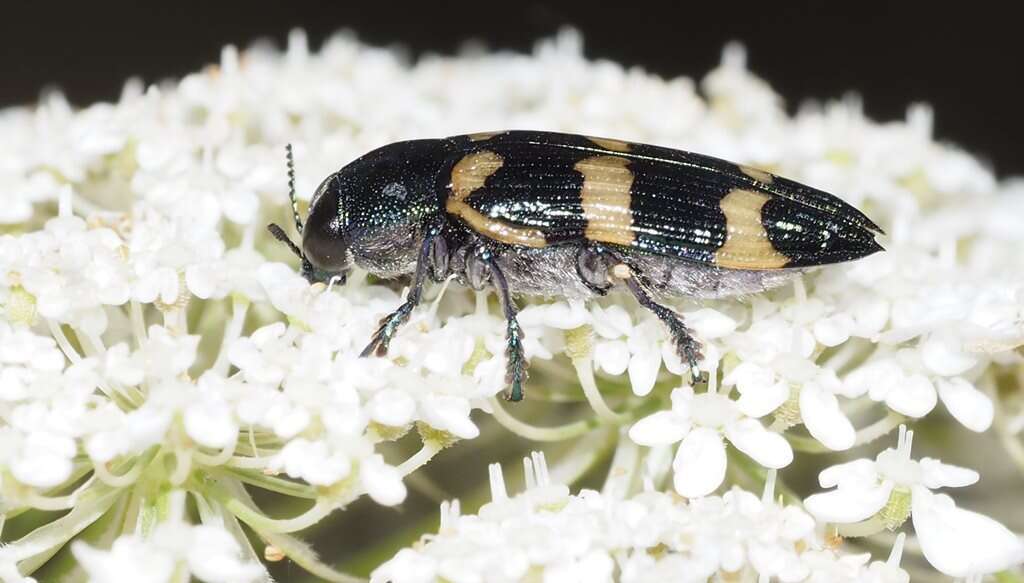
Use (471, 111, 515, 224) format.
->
(575, 245, 613, 295)
(617, 263, 704, 383)
(476, 247, 528, 402)
(360, 231, 445, 358)
(428, 235, 449, 282)
(464, 249, 492, 290)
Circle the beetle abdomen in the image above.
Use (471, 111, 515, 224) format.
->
(482, 244, 801, 300)
(442, 130, 883, 271)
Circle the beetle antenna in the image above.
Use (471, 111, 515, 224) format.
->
(286, 143, 303, 234)
(267, 223, 304, 260)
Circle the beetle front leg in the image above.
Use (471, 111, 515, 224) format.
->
(617, 263, 704, 383)
(468, 247, 528, 402)
(360, 230, 447, 357)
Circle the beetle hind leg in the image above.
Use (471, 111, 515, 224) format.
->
(471, 248, 527, 401)
(620, 266, 704, 383)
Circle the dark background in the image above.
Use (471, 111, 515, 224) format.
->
(1, 2, 1019, 175)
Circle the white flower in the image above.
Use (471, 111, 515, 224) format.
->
(586, 303, 735, 397)
(629, 385, 792, 497)
(73, 521, 264, 583)
(805, 426, 1023, 577)
(374, 455, 908, 583)
(911, 487, 1024, 578)
(1, 27, 1022, 583)
(844, 351, 994, 432)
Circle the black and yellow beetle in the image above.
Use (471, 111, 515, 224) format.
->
(269, 131, 884, 401)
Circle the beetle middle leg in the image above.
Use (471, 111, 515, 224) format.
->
(361, 231, 447, 357)
(614, 261, 704, 383)
(466, 246, 528, 402)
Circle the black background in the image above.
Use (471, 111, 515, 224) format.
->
(1, 2, 1019, 174)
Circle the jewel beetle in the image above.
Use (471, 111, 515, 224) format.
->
(269, 130, 884, 402)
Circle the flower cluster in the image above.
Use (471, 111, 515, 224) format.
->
(373, 453, 911, 583)
(0, 28, 1021, 582)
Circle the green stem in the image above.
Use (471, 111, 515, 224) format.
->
(396, 440, 444, 476)
(548, 426, 618, 487)
(986, 374, 1024, 479)
(216, 468, 319, 499)
(6, 482, 122, 575)
(489, 396, 598, 441)
(218, 480, 363, 582)
(574, 356, 628, 424)
(212, 297, 249, 376)
(263, 532, 367, 583)
(601, 427, 640, 499)
(836, 515, 888, 538)
(130, 300, 148, 347)
(205, 479, 335, 534)
(853, 411, 906, 447)
(192, 440, 237, 468)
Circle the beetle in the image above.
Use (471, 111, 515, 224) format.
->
(269, 130, 884, 402)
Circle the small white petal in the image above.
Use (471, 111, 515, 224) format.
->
(921, 334, 978, 376)
(818, 458, 880, 489)
(187, 525, 265, 582)
(368, 389, 416, 428)
(736, 380, 789, 418)
(884, 374, 937, 417)
(723, 361, 773, 391)
(850, 297, 890, 336)
(590, 304, 632, 339)
(804, 481, 894, 523)
(73, 538, 176, 583)
(936, 377, 993, 432)
(11, 437, 75, 488)
(724, 419, 793, 468)
(844, 358, 901, 400)
(918, 458, 979, 489)
(672, 427, 727, 498)
(184, 264, 216, 299)
(420, 395, 479, 440)
(361, 457, 408, 506)
(372, 549, 437, 583)
(799, 384, 856, 451)
(660, 340, 685, 375)
(912, 487, 1024, 577)
(183, 401, 237, 449)
(594, 340, 630, 376)
(684, 308, 736, 339)
(629, 411, 689, 446)
(813, 314, 853, 347)
(627, 347, 662, 397)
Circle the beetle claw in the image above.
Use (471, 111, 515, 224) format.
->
(668, 323, 703, 385)
(361, 302, 414, 358)
(359, 334, 387, 358)
(502, 320, 528, 402)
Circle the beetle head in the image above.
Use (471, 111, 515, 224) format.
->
(267, 144, 351, 286)
(309, 140, 444, 278)
(269, 141, 443, 285)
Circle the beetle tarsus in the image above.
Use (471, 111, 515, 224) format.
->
(361, 301, 416, 357)
(624, 273, 703, 384)
(359, 234, 438, 358)
(482, 251, 528, 401)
